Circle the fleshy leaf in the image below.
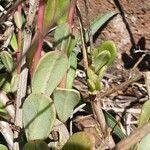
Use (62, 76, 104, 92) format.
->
(98, 65, 108, 81)
(0, 144, 8, 150)
(54, 88, 80, 122)
(0, 51, 14, 72)
(0, 73, 11, 93)
(87, 67, 98, 81)
(54, 23, 71, 54)
(14, 11, 22, 29)
(22, 93, 56, 141)
(10, 32, 18, 52)
(32, 51, 68, 96)
(94, 50, 111, 72)
(56, 0, 70, 24)
(62, 132, 95, 150)
(139, 100, 150, 127)
(66, 52, 77, 89)
(10, 71, 19, 93)
(44, 0, 56, 29)
(0, 101, 10, 120)
(23, 140, 49, 150)
(139, 134, 150, 150)
(96, 40, 117, 66)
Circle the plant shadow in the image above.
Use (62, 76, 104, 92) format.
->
(122, 37, 150, 71)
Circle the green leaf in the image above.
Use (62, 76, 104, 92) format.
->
(139, 134, 150, 150)
(32, 51, 68, 96)
(54, 88, 80, 122)
(0, 73, 11, 93)
(0, 101, 10, 120)
(14, 11, 22, 29)
(10, 71, 19, 93)
(54, 23, 71, 54)
(0, 144, 8, 150)
(139, 100, 150, 127)
(87, 67, 98, 81)
(84, 11, 117, 43)
(94, 50, 111, 72)
(87, 79, 96, 92)
(23, 140, 49, 150)
(0, 51, 14, 72)
(56, 0, 70, 24)
(26, 42, 38, 68)
(44, 0, 56, 29)
(98, 65, 107, 81)
(66, 52, 77, 89)
(23, 93, 56, 141)
(62, 132, 95, 150)
(104, 110, 126, 139)
(96, 40, 117, 66)
(10, 32, 18, 52)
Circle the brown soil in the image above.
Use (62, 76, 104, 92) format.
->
(77, 0, 150, 76)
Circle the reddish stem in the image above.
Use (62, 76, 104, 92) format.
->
(67, 0, 77, 31)
(30, 0, 45, 76)
(58, 0, 77, 89)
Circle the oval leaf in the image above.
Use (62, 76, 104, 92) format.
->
(32, 51, 68, 96)
(0, 51, 14, 72)
(0, 101, 10, 120)
(94, 50, 111, 72)
(14, 11, 22, 29)
(44, 0, 56, 29)
(66, 52, 77, 89)
(10, 32, 18, 52)
(54, 23, 71, 53)
(62, 132, 95, 150)
(23, 140, 49, 150)
(54, 88, 80, 122)
(139, 134, 150, 150)
(0, 144, 8, 150)
(139, 100, 150, 127)
(56, 0, 70, 24)
(23, 93, 56, 141)
(96, 40, 117, 66)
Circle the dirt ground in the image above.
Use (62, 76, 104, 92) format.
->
(77, 0, 150, 76)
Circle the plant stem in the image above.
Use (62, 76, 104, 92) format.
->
(13, 31, 29, 150)
(76, 6, 88, 70)
(17, 5, 22, 74)
(113, 122, 150, 150)
(144, 71, 150, 99)
(30, 0, 45, 75)
(59, 0, 77, 88)
(97, 73, 143, 99)
(67, 0, 77, 29)
(90, 95, 107, 133)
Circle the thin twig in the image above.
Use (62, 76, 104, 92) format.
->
(0, 0, 25, 23)
(76, 6, 88, 70)
(97, 73, 143, 99)
(113, 122, 150, 150)
(0, 121, 13, 150)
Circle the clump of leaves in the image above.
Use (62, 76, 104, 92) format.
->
(0, 0, 124, 150)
